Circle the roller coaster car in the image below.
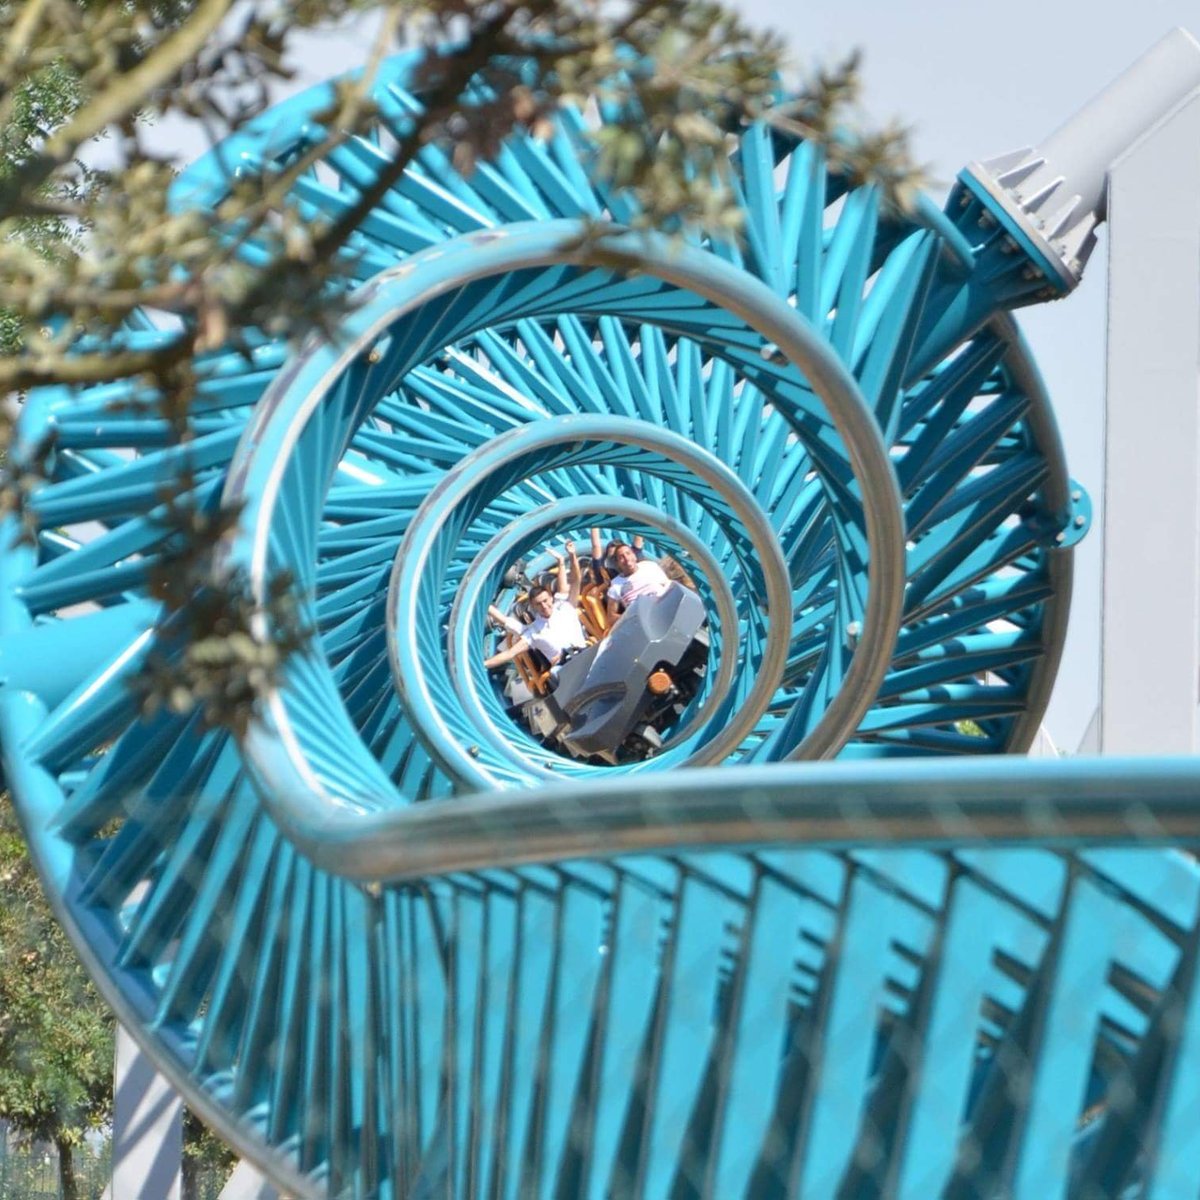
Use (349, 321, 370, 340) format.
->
(519, 582, 709, 764)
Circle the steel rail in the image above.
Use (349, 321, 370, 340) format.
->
(0, 533, 324, 1200)
(390, 418, 791, 787)
(260, 755, 1200, 883)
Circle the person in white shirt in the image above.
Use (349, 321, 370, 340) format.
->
(605, 541, 670, 626)
(484, 540, 588, 670)
(589, 526, 644, 585)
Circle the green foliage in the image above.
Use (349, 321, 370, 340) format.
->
(0, 794, 114, 1152)
(0, 1134, 111, 1199)
(0, 304, 21, 355)
(0, 55, 80, 171)
(0, 53, 84, 356)
(0, 0, 920, 735)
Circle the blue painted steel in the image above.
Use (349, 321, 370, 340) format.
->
(384, 413, 794, 786)
(0, 50, 1164, 1200)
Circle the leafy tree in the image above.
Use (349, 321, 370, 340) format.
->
(0, 793, 115, 1200)
(0, 49, 83, 357)
(0, 0, 918, 732)
(0, 793, 242, 1199)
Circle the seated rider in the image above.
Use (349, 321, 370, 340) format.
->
(605, 540, 670, 627)
(589, 527, 644, 584)
(485, 540, 588, 671)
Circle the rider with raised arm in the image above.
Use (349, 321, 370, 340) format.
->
(484, 540, 587, 670)
(590, 526, 644, 585)
(604, 541, 670, 627)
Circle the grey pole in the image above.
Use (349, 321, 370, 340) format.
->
(107, 1027, 182, 1200)
(219, 1160, 282, 1200)
(962, 28, 1200, 289)
(1098, 78, 1200, 752)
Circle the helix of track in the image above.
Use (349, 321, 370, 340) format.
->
(0, 53, 1151, 1200)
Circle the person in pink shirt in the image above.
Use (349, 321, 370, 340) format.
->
(589, 526, 644, 586)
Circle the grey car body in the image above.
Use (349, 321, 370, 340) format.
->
(519, 582, 708, 763)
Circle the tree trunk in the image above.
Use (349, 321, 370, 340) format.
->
(55, 1137, 79, 1200)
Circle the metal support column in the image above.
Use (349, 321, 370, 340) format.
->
(1099, 87, 1200, 752)
(219, 1160, 281, 1199)
(107, 1027, 182, 1200)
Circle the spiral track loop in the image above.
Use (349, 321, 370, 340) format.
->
(224, 220, 906, 805)
(387, 416, 794, 785)
(445, 495, 743, 774)
(0, 54, 1112, 1199)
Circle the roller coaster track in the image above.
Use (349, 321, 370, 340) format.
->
(3, 50, 1200, 1200)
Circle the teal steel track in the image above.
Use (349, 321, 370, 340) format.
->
(5, 52, 1194, 1200)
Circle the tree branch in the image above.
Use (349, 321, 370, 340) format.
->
(46, 0, 234, 156)
(0, 0, 235, 211)
(300, 0, 535, 273)
(0, 0, 51, 77)
(0, 341, 186, 391)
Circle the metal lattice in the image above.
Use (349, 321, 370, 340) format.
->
(5, 51, 1195, 1200)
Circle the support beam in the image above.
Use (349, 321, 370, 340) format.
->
(0, 600, 156, 707)
(107, 1027, 182, 1200)
(220, 1160, 281, 1199)
(1100, 88, 1200, 752)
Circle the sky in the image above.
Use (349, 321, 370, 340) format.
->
(243, 1, 1200, 752)
(745, 0, 1200, 751)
